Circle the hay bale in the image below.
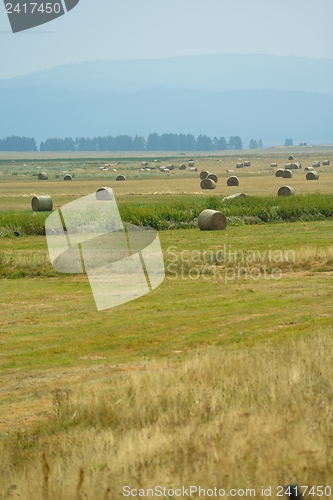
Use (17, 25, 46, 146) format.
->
(282, 170, 293, 178)
(312, 161, 320, 167)
(285, 163, 293, 170)
(141, 161, 148, 166)
(243, 161, 251, 167)
(223, 193, 247, 200)
(179, 164, 186, 170)
(199, 170, 210, 180)
(271, 163, 278, 167)
(288, 155, 294, 161)
(294, 162, 302, 169)
(236, 163, 244, 168)
(278, 186, 295, 196)
(189, 167, 197, 172)
(200, 178, 216, 190)
(198, 209, 227, 230)
(304, 166, 314, 171)
(63, 174, 72, 181)
(275, 169, 284, 177)
(323, 160, 330, 165)
(38, 173, 48, 180)
(167, 164, 174, 170)
(227, 176, 239, 186)
(306, 171, 319, 180)
(95, 187, 114, 200)
(188, 160, 194, 167)
(116, 174, 126, 181)
(207, 173, 218, 183)
(31, 195, 53, 212)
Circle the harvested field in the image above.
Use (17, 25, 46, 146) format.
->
(1, 148, 333, 498)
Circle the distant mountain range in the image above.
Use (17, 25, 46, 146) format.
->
(0, 54, 332, 146)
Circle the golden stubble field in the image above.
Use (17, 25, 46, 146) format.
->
(0, 147, 333, 210)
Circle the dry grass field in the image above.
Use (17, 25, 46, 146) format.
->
(0, 147, 333, 211)
(1, 147, 333, 499)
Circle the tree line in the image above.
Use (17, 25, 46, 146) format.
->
(0, 134, 244, 152)
(41, 134, 244, 151)
(0, 136, 37, 151)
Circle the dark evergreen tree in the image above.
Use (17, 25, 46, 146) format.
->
(217, 136, 228, 150)
(229, 136, 243, 150)
(146, 133, 162, 151)
(0, 135, 37, 151)
(113, 135, 133, 151)
(196, 134, 213, 151)
(249, 139, 258, 149)
(133, 135, 146, 151)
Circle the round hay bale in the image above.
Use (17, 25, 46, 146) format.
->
(306, 171, 319, 180)
(199, 170, 210, 180)
(285, 163, 293, 170)
(31, 195, 53, 212)
(167, 164, 174, 170)
(243, 161, 251, 167)
(278, 186, 295, 196)
(312, 161, 320, 168)
(304, 166, 314, 171)
(116, 174, 126, 181)
(198, 209, 227, 230)
(288, 155, 294, 161)
(38, 173, 48, 180)
(275, 169, 284, 177)
(141, 161, 148, 166)
(294, 162, 302, 169)
(189, 167, 197, 172)
(200, 178, 216, 190)
(227, 176, 239, 186)
(323, 160, 330, 166)
(63, 174, 72, 181)
(95, 187, 114, 200)
(179, 164, 186, 170)
(188, 160, 194, 167)
(236, 163, 244, 168)
(207, 173, 218, 183)
(282, 170, 293, 178)
(271, 163, 278, 167)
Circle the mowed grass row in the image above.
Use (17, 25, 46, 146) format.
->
(1, 222, 333, 372)
(1, 193, 333, 236)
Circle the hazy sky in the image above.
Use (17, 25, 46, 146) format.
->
(1, 0, 333, 78)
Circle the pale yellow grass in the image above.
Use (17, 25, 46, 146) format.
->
(1, 331, 333, 499)
(1, 170, 333, 212)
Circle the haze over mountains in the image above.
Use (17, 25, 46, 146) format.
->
(1, 54, 333, 146)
